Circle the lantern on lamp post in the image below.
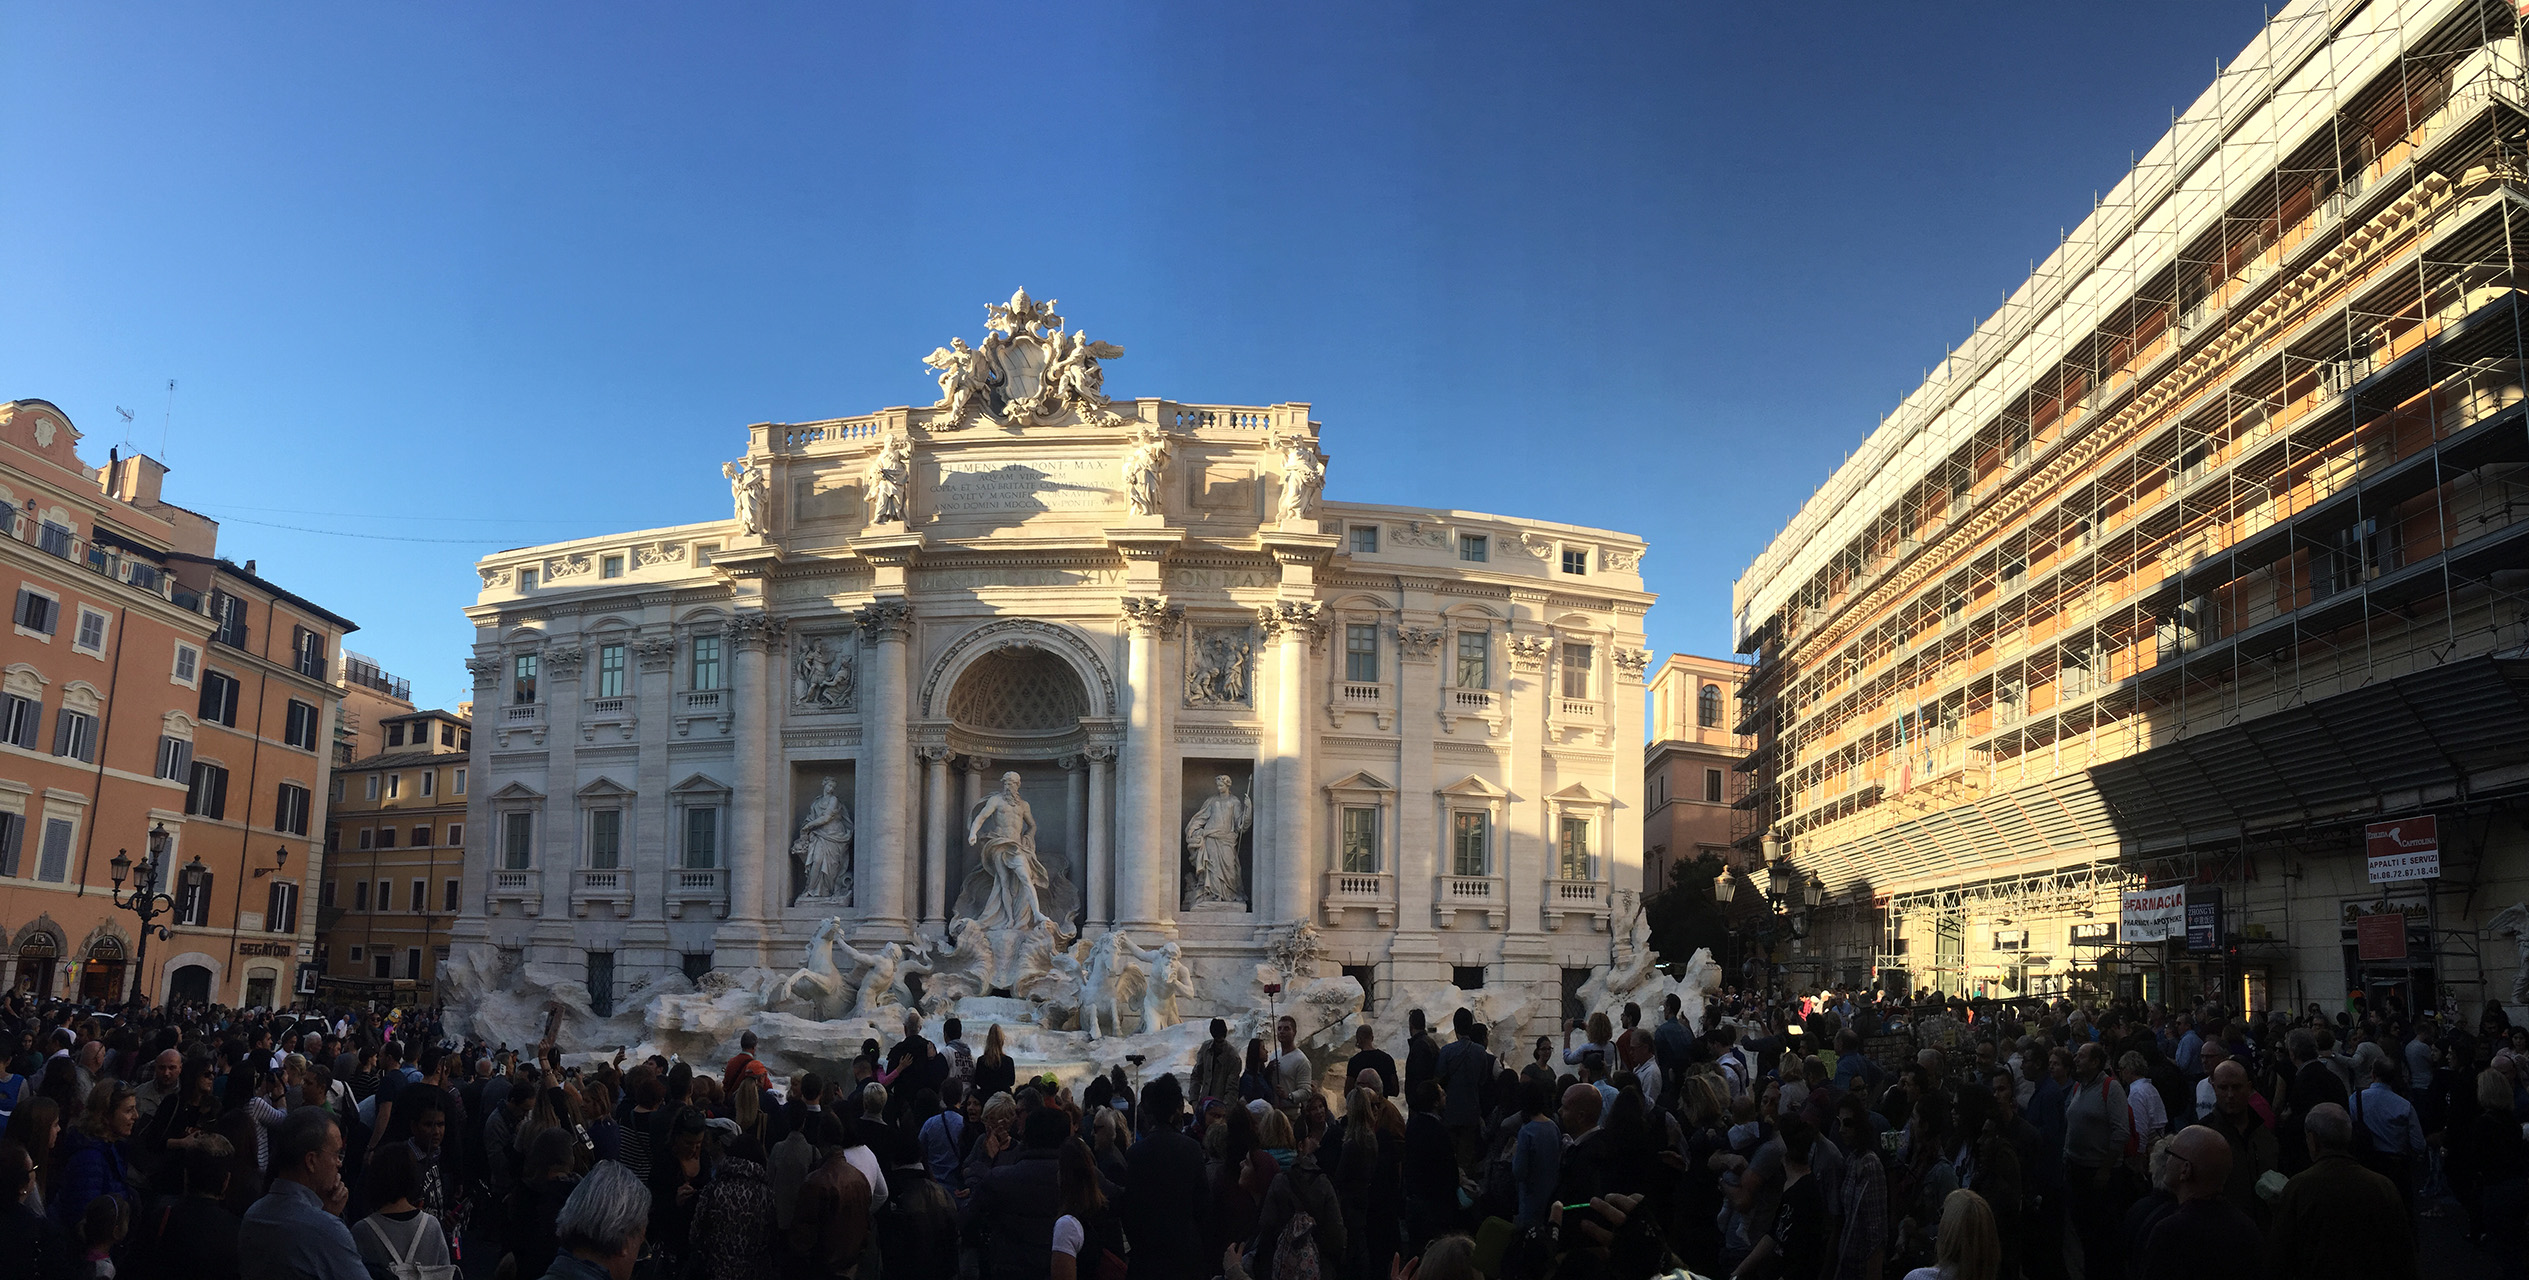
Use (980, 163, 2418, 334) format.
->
(108, 822, 205, 1007)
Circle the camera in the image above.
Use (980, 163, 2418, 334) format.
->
(1125, 1054, 1145, 1066)
(1262, 983, 1282, 996)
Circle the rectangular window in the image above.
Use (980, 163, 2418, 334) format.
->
(172, 644, 199, 685)
(197, 672, 240, 727)
(443, 879, 460, 911)
(419, 770, 435, 798)
(694, 544, 718, 567)
(364, 773, 380, 801)
(275, 783, 311, 836)
(517, 568, 536, 590)
(387, 723, 405, 748)
(0, 812, 22, 877)
(411, 825, 431, 847)
(587, 951, 615, 1018)
(1561, 547, 1588, 575)
(1458, 533, 1488, 563)
(596, 643, 625, 697)
(1350, 526, 1378, 554)
(440, 723, 455, 747)
(1340, 806, 1378, 873)
(385, 773, 400, 799)
(330, 776, 342, 802)
(372, 953, 390, 979)
(1450, 964, 1486, 991)
(13, 590, 55, 635)
(600, 554, 625, 579)
(0, 695, 37, 749)
(50, 710, 95, 762)
(377, 879, 393, 911)
(1704, 767, 1724, 804)
(1561, 643, 1593, 699)
(266, 881, 297, 933)
(185, 762, 229, 820)
(1344, 624, 1379, 682)
(1451, 810, 1488, 876)
(588, 809, 622, 869)
(512, 654, 538, 706)
(155, 736, 192, 782)
(406, 947, 422, 979)
(376, 827, 395, 849)
(1557, 816, 1593, 880)
(411, 879, 425, 914)
(691, 636, 722, 691)
(446, 822, 463, 847)
(209, 591, 247, 648)
(36, 522, 72, 559)
(176, 867, 211, 925)
(72, 608, 106, 653)
(35, 817, 71, 883)
(1455, 633, 1488, 689)
(354, 881, 369, 910)
(357, 828, 374, 851)
(682, 952, 712, 982)
(291, 626, 325, 678)
(683, 805, 718, 869)
(283, 700, 320, 750)
(453, 768, 466, 796)
(502, 812, 533, 869)
(320, 880, 335, 908)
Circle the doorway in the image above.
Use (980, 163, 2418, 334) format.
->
(168, 965, 212, 1005)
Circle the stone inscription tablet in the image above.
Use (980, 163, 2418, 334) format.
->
(933, 457, 1118, 514)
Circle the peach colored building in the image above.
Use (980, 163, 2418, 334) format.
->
(1641, 653, 1750, 895)
(0, 400, 356, 1008)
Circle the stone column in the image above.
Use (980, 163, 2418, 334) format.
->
(1116, 597, 1180, 930)
(1063, 756, 1088, 909)
(1265, 603, 1323, 923)
(727, 615, 787, 938)
(1085, 744, 1114, 927)
(854, 601, 914, 935)
(962, 756, 991, 835)
(919, 747, 951, 924)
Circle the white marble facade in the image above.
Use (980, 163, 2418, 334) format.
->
(451, 293, 1653, 1019)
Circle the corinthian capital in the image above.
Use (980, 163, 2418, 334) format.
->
(728, 613, 789, 652)
(1258, 600, 1327, 651)
(542, 645, 587, 678)
(854, 600, 916, 644)
(632, 636, 679, 671)
(464, 656, 502, 685)
(1120, 596, 1183, 638)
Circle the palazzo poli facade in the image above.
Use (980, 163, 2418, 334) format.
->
(451, 293, 1652, 1017)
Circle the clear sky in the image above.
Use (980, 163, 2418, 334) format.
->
(0, 2, 2272, 711)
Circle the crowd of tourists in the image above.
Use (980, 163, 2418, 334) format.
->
(0, 982, 2520, 1280)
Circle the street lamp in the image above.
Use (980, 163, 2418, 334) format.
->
(108, 823, 204, 1007)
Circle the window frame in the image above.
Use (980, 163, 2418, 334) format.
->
(1560, 547, 1588, 576)
(690, 635, 722, 691)
(1455, 631, 1489, 690)
(1340, 805, 1380, 874)
(1343, 623, 1379, 684)
(595, 642, 626, 698)
(1349, 525, 1378, 554)
(170, 643, 200, 687)
(70, 607, 107, 655)
(282, 699, 321, 751)
(1449, 809, 1490, 877)
(1458, 533, 1488, 563)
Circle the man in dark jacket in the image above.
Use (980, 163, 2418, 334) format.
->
(2203, 1061, 2278, 1228)
(1404, 1010, 1438, 1103)
(2276, 1027, 2348, 1176)
(1435, 1009, 1494, 1171)
(133, 1139, 243, 1280)
(1121, 1076, 1206, 1280)
(974, 1106, 1072, 1280)
(2267, 1103, 2416, 1280)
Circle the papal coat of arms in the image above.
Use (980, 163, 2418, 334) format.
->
(923, 288, 1127, 429)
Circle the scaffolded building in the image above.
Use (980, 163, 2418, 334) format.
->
(1732, 0, 2529, 1013)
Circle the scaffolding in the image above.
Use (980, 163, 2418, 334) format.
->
(1732, 1, 2529, 920)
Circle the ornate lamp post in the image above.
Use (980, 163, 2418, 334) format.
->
(108, 823, 206, 1007)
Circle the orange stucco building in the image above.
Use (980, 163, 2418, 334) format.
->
(0, 400, 356, 1008)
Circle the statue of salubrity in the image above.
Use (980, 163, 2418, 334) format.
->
(1184, 774, 1253, 910)
(793, 777, 854, 903)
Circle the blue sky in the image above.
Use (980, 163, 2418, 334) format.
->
(0, 2, 2271, 711)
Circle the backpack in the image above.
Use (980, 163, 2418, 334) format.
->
(1271, 1208, 1322, 1280)
(358, 1212, 457, 1280)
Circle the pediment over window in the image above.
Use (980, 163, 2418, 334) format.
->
(60, 681, 100, 715)
(1549, 782, 1614, 806)
(2, 664, 44, 699)
(490, 781, 545, 802)
(669, 772, 731, 796)
(1435, 774, 1510, 800)
(160, 710, 196, 741)
(1325, 771, 1392, 795)
(576, 775, 636, 799)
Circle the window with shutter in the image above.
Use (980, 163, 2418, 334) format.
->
(265, 881, 297, 933)
(156, 736, 192, 781)
(411, 880, 425, 914)
(275, 784, 310, 836)
(185, 763, 228, 820)
(0, 813, 20, 877)
(178, 871, 212, 926)
(2, 696, 40, 750)
(36, 818, 73, 882)
(13, 590, 55, 635)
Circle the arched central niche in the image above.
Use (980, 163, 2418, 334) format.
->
(940, 638, 1091, 928)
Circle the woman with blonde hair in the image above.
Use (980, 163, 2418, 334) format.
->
(973, 1024, 1016, 1100)
(1901, 1188, 1999, 1280)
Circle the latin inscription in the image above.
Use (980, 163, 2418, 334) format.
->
(1167, 567, 1277, 591)
(918, 567, 1128, 591)
(934, 457, 1118, 513)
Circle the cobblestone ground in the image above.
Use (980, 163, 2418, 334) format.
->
(2421, 1197, 2513, 1280)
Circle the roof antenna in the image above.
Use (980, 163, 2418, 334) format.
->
(114, 406, 134, 452)
(160, 380, 176, 459)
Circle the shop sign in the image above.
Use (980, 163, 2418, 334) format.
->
(2122, 886, 2187, 942)
(2365, 816, 2440, 882)
(2354, 910, 2410, 961)
(2069, 922, 2116, 947)
(2186, 887, 2224, 953)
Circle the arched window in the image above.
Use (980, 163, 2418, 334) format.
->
(79, 936, 126, 1004)
(1697, 683, 1723, 728)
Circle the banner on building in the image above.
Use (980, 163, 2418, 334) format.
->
(2365, 816, 2440, 883)
(2122, 885, 2187, 942)
(2186, 887, 2224, 954)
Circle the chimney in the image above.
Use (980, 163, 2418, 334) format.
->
(242, 559, 257, 576)
(103, 452, 172, 508)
